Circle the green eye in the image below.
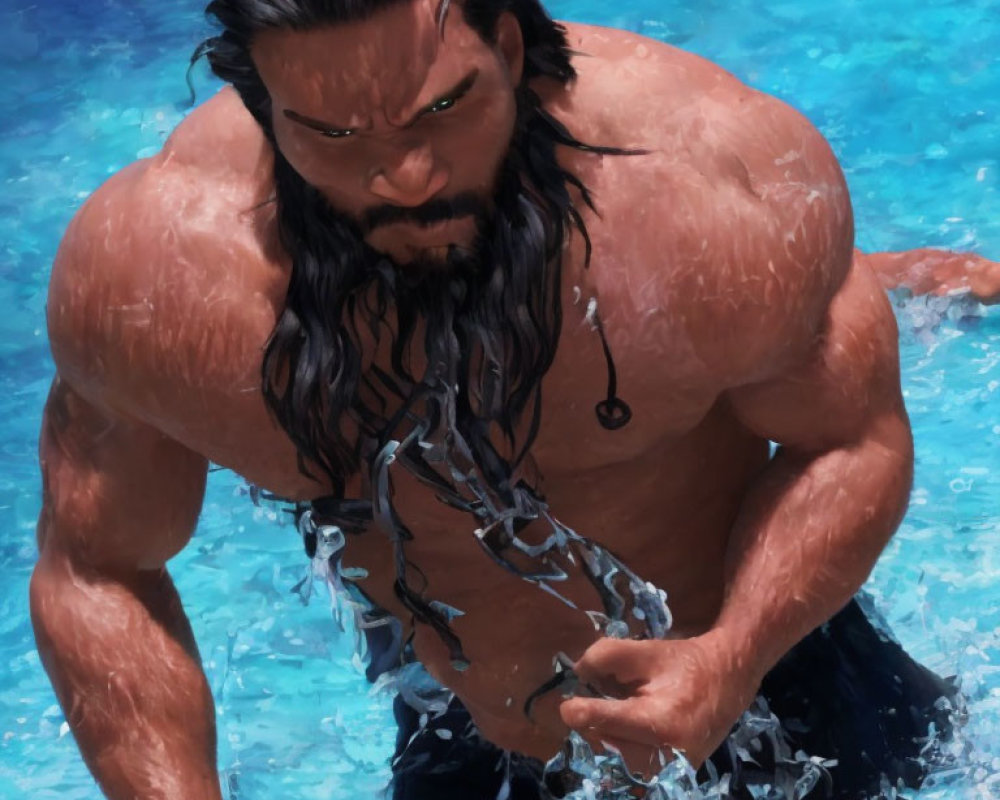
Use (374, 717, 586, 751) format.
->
(428, 97, 456, 114)
(321, 128, 355, 139)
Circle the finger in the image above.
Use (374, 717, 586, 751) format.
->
(573, 637, 653, 687)
(560, 695, 666, 749)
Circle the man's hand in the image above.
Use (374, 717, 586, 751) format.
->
(862, 247, 1000, 304)
(559, 635, 758, 775)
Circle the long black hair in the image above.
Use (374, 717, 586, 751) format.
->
(200, 0, 579, 134)
(195, 0, 634, 493)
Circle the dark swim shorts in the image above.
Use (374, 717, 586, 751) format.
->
(387, 598, 962, 800)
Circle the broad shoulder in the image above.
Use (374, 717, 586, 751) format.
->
(47, 87, 287, 425)
(554, 24, 854, 385)
(553, 22, 757, 152)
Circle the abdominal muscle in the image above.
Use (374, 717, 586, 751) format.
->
(335, 399, 770, 759)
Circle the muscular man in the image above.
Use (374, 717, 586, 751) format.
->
(31, 0, 986, 797)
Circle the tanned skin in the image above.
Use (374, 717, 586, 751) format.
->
(865, 247, 1000, 303)
(33, 1, 1000, 796)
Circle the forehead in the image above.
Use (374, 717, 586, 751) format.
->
(252, 0, 490, 125)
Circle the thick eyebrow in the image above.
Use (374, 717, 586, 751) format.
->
(282, 69, 479, 134)
(409, 69, 478, 124)
(283, 107, 352, 134)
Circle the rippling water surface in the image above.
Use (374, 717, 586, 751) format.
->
(0, 0, 997, 797)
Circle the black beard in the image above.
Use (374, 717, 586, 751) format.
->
(262, 85, 616, 495)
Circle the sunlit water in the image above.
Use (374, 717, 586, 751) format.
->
(0, 0, 997, 798)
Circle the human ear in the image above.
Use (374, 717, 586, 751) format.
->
(494, 11, 524, 86)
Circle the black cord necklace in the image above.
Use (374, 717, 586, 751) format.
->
(585, 299, 632, 431)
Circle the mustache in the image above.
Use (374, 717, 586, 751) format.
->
(359, 191, 490, 233)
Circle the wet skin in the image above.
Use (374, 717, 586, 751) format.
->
(32, 2, 961, 795)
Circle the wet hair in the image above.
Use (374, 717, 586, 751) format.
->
(194, 0, 634, 493)
(197, 0, 578, 134)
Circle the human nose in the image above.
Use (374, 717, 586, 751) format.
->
(367, 140, 449, 207)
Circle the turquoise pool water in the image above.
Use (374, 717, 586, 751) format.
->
(0, 0, 997, 797)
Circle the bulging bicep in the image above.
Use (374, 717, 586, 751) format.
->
(41, 159, 214, 572)
(724, 256, 909, 455)
(38, 375, 208, 573)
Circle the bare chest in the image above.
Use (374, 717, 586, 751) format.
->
(162, 201, 721, 498)
(528, 201, 724, 470)
(144, 201, 767, 755)
(201, 310, 716, 508)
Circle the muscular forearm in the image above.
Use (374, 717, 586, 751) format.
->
(30, 548, 221, 800)
(706, 410, 913, 687)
